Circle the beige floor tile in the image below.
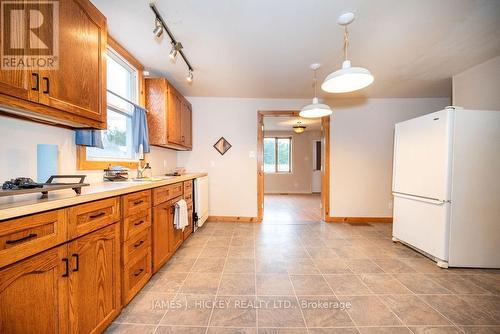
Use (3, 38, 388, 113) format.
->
(155, 326, 207, 334)
(308, 329, 359, 334)
(257, 296, 306, 328)
(400, 258, 446, 274)
(339, 295, 401, 326)
(181, 273, 222, 294)
(191, 257, 226, 273)
(419, 295, 499, 326)
(258, 329, 308, 334)
(458, 295, 500, 321)
(426, 274, 490, 294)
(256, 273, 295, 295)
(256, 258, 288, 273)
(200, 246, 230, 258)
(346, 259, 384, 274)
(324, 274, 372, 295)
(289, 275, 334, 295)
(298, 296, 354, 327)
(225, 258, 256, 273)
(228, 246, 255, 258)
(208, 328, 256, 334)
(393, 274, 451, 294)
(143, 271, 188, 294)
(359, 274, 412, 294)
(408, 327, 462, 334)
(372, 259, 417, 273)
(460, 275, 500, 295)
(218, 274, 256, 295)
(160, 294, 214, 326)
(313, 258, 352, 274)
(285, 258, 320, 274)
(459, 326, 500, 334)
(331, 245, 369, 259)
(114, 292, 174, 324)
(356, 328, 412, 334)
(381, 294, 451, 325)
(161, 257, 197, 273)
(105, 324, 156, 334)
(209, 296, 257, 327)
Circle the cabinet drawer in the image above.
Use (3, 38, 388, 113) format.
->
(123, 247, 152, 304)
(68, 197, 120, 239)
(122, 190, 151, 218)
(153, 182, 183, 206)
(123, 228, 151, 264)
(123, 209, 151, 241)
(0, 210, 67, 268)
(183, 191, 193, 203)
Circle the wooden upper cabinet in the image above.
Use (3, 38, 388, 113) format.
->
(145, 77, 193, 150)
(0, 245, 68, 334)
(0, 0, 107, 129)
(67, 223, 121, 334)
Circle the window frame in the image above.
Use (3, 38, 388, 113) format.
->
(77, 36, 145, 170)
(263, 136, 292, 174)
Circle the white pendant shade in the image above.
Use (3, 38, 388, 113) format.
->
(322, 60, 374, 93)
(299, 97, 332, 118)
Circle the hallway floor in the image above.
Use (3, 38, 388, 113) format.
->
(263, 194, 322, 223)
(107, 221, 500, 334)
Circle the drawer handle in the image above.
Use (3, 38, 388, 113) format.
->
(133, 199, 144, 205)
(6, 233, 38, 244)
(89, 212, 106, 219)
(133, 240, 144, 248)
(134, 220, 145, 226)
(31, 73, 39, 91)
(62, 258, 69, 277)
(72, 254, 79, 272)
(133, 268, 144, 277)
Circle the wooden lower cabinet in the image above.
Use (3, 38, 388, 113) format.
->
(0, 245, 68, 334)
(0, 223, 121, 334)
(152, 201, 173, 273)
(67, 223, 121, 334)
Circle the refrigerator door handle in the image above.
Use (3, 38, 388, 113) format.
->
(392, 192, 450, 205)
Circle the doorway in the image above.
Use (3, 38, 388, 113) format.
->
(257, 110, 330, 223)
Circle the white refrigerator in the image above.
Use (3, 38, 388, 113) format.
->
(392, 107, 500, 268)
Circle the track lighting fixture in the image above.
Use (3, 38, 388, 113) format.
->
(153, 19, 163, 37)
(150, 3, 194, 83)
(186, 70, 193, 83)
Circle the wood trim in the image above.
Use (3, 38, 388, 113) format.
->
(257, 110, 330, 222)
(326, 216, 393, 223)
(207, 216, 262, 223)
(77, 35, 145, 170)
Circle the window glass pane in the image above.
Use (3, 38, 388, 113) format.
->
(263, 138, 276, 173)
(87, 109, 134, 161)
(106, 53, 134, 114)
(277, 138, 290, 172)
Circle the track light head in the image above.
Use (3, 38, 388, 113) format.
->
(186, 70, 193, 83)
(153, 19, 163, 37)
(169, 42, 183, 63)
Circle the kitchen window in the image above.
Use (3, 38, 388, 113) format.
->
(263, 137, 292, 173)
(86, 48, 138, 162)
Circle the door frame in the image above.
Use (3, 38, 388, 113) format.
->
(257, 110, 330, 221)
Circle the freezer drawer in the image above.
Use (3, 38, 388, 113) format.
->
(393, 194, 450, 261)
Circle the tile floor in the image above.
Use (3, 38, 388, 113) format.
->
(106, 222, 500, 334)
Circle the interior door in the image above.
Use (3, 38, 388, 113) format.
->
(0, 0, 39, 102)
(392, 109, 452, 200)
(0, 245, 68, 334)
(67, 224, 120, 334)
(38, 0, 106, 122)
(311, 140, 321, 193)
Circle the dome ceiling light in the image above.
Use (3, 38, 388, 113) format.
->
(299, 63, 333, 119)
(293, 121, 306, 134)
(321, 12, 374, 93)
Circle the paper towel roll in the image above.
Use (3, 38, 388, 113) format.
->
(37, 144, 58, 183)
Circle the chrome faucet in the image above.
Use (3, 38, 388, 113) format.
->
(137, 162, 151, 179)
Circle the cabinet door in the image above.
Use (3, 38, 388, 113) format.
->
(183, 201, 193, 240)
(152, 202, 173, 272)
(0, 245, 68, 334)
(67, 224, 121, 334)
(181, 100, 192, 149)
(0, 0, 39, 103)
(167, 89, 183, 146)
(168, 203, 184, 253)
(39, 0, 107, 123)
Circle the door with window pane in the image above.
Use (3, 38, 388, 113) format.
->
(263, 137, 291, 173)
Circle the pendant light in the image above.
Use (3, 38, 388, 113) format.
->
(321, 12, 374, 93)
(293, 121, 306, 134)
(300, 63, 333, 118)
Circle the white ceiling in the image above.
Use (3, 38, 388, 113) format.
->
(91, 0, 500, 99)
(264, 116, 321, 132)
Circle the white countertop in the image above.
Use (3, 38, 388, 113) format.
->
(0, 173, 207, 221)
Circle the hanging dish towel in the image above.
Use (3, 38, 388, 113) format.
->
(174, 199, 188, 231)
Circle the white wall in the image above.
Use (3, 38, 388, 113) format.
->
(264, 130, 321, 194)
(178, 96, 449, 218)
(0, 116, 177, 184)
(452, 55, 500, 111)
(327, 98, 449, 218)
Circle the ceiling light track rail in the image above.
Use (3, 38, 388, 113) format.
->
(149, 2, 193, 72)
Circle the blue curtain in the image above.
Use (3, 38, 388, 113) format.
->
(132, 105, 150, 154)
(75, 130, 103, 149)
